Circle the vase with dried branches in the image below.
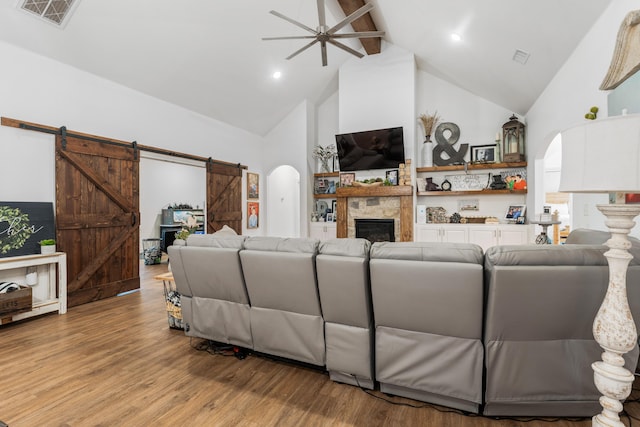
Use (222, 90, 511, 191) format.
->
(418, 111, 440, 167)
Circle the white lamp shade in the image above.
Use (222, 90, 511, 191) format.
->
(559, 114, 640, 193)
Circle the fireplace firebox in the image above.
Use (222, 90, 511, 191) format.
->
(355, 219, 395, 243)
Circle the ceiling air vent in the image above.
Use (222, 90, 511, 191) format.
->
(512, 49, 530, 65)
(19, 0, 78, 26)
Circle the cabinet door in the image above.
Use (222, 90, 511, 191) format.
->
(324, 223, 337, 240)
(441, 226, 467, 244)
(498, 226, 529, 245)
(415, 225, 442, 242)
(468, 227, 498, 251)
(309, 222, 336, 241)
(309, 223, 325, 240)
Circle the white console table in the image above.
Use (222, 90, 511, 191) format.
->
(0, 252, 67, 324)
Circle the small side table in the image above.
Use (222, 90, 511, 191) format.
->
(154, 272, 183, 330)
(530, 220, 562, 244)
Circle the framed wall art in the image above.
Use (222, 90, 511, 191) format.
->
(247, 172, 259, 199)
(247, 201, 259, 229)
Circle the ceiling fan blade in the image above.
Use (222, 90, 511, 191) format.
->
(269, 10, 317, 34)
(321, 41, 328, 66)
(331, 31, 385, 39)
(286, 39, 320, 60)
(316, 0, 326, 28)
(262, 35, 318, 41)
(327, 39, 364, 58)
(327, 2, 374, 35)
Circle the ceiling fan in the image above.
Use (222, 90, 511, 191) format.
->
(262, 0, 385, 66)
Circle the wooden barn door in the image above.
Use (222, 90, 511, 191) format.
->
(206, 161, 242, 233)
(55, 133, 140, 307)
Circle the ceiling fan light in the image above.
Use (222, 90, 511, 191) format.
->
(451, 33, 462, 42)
(272, 71, 282, 79)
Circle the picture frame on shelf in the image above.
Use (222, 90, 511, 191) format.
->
(247, 172, 259, 199)
(386, 169, 399, 185)
(471, 145, 497, 163)
(505, 204, 526, 222)
(326, 213, 334, 222)
(314, 177, 338, 194)
(340, 172, 355, 187)
(332, 200, 337, 217)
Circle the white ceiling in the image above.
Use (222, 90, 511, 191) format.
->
(0, 0, 612, 136)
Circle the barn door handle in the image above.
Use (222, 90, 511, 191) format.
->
(132, 212, 137, 226)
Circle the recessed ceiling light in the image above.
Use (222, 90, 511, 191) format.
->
(272, 71, 282, 79)
(451, 33, 462, 42)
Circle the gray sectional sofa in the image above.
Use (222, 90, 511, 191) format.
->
(167, 229, 640, 417)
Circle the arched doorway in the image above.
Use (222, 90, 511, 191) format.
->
(266, 165, 300, 237)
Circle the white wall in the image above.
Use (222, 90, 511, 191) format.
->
(0, 40, 264, 245)
(526, 0, 640, 237)
(339, 43, 417, 171)
(262, 100, 312, 237)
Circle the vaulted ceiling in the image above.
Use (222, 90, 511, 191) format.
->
(0, 1, 612, 136)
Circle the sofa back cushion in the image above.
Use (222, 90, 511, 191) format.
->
(370, 242, 484, 339)
(168, 234, 248, 303)
(240, 237, 321, 315)
(317, 238, 371, 327)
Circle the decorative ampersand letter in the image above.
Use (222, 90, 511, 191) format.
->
(432, 122, 468, 166)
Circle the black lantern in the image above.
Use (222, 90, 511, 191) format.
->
(502, 114, 525, 162)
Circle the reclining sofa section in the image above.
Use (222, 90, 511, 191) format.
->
(483, 241, 640, 417)
(369, 242, 485, 413)
(168, 234, 252, 348)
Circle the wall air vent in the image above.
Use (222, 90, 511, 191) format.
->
(19, 0, 78, 26)
(512, 49, 530, 65)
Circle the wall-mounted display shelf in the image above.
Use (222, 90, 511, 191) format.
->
(416, 161, 527, 173)
(314, 172, 340, 178)
(417, 189, 527, 197)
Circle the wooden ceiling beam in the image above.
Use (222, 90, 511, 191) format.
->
(336, 0, 381, 55)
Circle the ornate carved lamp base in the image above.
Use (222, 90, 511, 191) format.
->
(592, 204, 640, 427)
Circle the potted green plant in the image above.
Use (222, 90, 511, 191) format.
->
(39, 239, 56, 254)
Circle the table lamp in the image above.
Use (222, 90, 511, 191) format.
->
(559, 113, 640, 427)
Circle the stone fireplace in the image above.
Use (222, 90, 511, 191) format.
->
(335, 186, 413, 241)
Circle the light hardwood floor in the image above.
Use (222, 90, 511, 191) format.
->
(0, 261, 638, 426)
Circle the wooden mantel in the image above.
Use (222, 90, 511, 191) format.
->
(335, 185, 413, 241)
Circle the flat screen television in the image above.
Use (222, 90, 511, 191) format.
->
(335, 126, 405, 171)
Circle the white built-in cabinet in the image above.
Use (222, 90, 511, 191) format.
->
(415, 224, 467, 244)
(309, 222, 337, 241)
(415, 224, 531, 251)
